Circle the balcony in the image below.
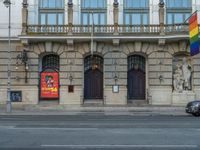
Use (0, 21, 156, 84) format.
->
(26, 24, 194, 35)
(19, 24, 199, 43)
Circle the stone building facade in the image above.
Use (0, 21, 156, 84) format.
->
(0, 0, 200, 106)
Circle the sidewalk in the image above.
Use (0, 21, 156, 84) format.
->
(0, 104, 187, 116)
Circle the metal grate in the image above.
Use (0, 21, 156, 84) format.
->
(42, 54, 59, 71)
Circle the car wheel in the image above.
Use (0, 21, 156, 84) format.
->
(192, 113, 200, 117)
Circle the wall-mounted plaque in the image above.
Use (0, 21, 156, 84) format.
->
(112, 85, 119, 93)
(68, 85, 74, 93)
(10, 91, 22, 102)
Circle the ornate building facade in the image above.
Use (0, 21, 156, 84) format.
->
(0, 0, 200, 106)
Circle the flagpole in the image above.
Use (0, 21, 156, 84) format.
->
(184, 10, 199, 23)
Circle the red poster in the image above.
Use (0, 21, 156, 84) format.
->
(40, 72, 59, 99)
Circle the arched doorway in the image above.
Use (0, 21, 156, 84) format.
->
(39, 54, 59, 100)
(128, 55, 146, 100)
(84, 55, 103, 99)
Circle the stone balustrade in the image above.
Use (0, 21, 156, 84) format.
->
(26, 24, 199, 35)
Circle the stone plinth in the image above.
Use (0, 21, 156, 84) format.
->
(172, 91, 195, 106)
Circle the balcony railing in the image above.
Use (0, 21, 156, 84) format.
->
(26, 24, 199, 35)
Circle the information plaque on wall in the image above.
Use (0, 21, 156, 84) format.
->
(68, 85, 74, 93)
(10, 91, 22, 102)
(112, 85, 119, 93)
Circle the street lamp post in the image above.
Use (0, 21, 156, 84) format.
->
(3, 0, 12, 113)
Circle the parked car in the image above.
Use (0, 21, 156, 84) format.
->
(185, 101, 200, 117)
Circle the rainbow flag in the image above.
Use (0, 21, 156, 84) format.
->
(189, 12, 199, 56)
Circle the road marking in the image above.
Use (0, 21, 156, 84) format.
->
(41, 144, 198, 148)
(0, 126, 16, 129)
(12, 127, 99, 131)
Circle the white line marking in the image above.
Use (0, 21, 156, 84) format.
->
(12, 127, 99, 131)
(41, 144, 198, 148)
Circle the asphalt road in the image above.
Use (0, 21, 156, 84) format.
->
(0, 114, 200, 150)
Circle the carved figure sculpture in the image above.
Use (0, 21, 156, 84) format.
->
(173, 64, 184, 92)
(181, 57, 192, 90)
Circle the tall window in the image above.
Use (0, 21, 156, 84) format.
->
(166, 0, 192, 24)
(42, 54, 59, 71)
(124, 0, 149, 25)
(39, 0, 64, 25)
(81, 0, 107, 25)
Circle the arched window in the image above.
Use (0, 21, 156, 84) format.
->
(128, 55, 145, 72)
(42, 54, 59, 71)
(84, 55, 103, 72)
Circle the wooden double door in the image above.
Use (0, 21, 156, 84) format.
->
(84, 55, 103, 99)
(128, 55, 146, 100)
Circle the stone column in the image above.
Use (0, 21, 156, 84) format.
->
(113, 0, 119, 35)
(21, 0, 28, 35)
(68, 0, 73, 35)
(159, 0, 165, 35)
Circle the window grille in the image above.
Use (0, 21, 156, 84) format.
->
(42, 54, 59, 71)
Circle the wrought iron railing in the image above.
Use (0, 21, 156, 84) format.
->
(27, 24, 199, 35)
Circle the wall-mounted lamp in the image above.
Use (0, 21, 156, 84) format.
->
(69, 73, 73, 85)
(158, 59, 164, 65)
(113, 73, 118, 85)
(159, 74, 164, 82)
(16, 49, 29, 83)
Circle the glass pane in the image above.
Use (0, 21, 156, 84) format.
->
(39, 0, 42, 7)
(49, 0, 56, 8)
(42, 0, 48, 8)
(100, 13, 105, 25)
(91, 0, 98, 7)
(56, 0, 64, 8)
(166, 0, 191, 8)
(144, 0, 149, 7)
(167, 13, 173, 24)
(184, 13, 191, 22)
(84, 0, 89, 7)
(40, 14, 46, 25)
(132, 14, 140, 25)
(93, 13, 99, 25)
(166, 0, 174, 7)
(132, 0, 140, 8)
(174, 0, 180, 7)
(142, 13, 148, 24)
(174, 13, 183, 23)
(126, 0, 132, 8)
(125, 0, 148, 8)
(187, 0, 191, 7)
(98, 0, 105, 7)
(125, 14, 130, 24)
(82, 13, 88, 25)
(58, 13, 64, 25)
(47, 14, 57, 25)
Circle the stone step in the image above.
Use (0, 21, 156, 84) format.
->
(83, 99, 104, 106)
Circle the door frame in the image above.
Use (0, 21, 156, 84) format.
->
(83, 54, 104, 100)
(127, 53, 148, 101)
